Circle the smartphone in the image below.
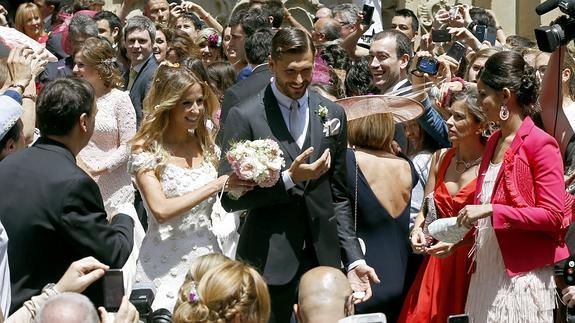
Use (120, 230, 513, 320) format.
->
(362, 4, 375, 26)
(475, 24, 487, 42)
(102, 269, 124, 312)
(484, 26, 497, 46)
(432, 29, 452, 43)
(416, 56, 439, 75)
(447, 314, 469, 323)
(446, 41, 466, 62)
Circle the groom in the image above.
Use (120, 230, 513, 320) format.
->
(219, 28, 379, 323)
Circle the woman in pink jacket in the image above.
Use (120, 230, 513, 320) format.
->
(457, 50, 570, 322)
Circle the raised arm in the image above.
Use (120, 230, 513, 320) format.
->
(539, 45, 573, 158)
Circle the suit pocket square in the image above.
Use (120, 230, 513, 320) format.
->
(323, 118, 341, 137)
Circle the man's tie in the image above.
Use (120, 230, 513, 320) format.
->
(127, 68, 137, 91)
(289, 100, 302, 148)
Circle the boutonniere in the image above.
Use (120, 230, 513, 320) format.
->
(317, 105, 341, 137)
(317, 105, 329, 123)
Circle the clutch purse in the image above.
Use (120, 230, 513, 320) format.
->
(421, 192, 437, 245)
(428, 217, 470, 244)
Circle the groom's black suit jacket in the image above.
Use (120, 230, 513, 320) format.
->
(219, 85, 363, 285)
(0, 137, 134, 312)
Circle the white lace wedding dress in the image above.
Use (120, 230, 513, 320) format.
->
(128, 152, 221, 312)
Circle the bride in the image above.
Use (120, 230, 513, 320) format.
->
(128, 62, 254, 312)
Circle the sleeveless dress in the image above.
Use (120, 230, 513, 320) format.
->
(346, 150, 417, 323)
(399, 148, 475, 323)
(128, 152, 221, 312)
(465, 162, 555, 322)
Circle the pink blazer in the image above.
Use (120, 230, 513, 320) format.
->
(474, 117, 570, 277)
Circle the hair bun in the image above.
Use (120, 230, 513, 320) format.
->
(517, 62, 539, 109)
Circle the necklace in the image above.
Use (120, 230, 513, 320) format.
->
(455, 154, 482, 173)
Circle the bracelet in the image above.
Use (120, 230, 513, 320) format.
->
(22, 94, 37, 102)
(200, 13, 210, 20)
(9, 83, 26, 93)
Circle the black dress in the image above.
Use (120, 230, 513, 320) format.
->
(346, 149, 417, 323)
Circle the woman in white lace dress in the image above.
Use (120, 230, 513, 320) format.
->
(74, 37, 137, 216)
(73, 37, 144, 293)
(457, 51, 570, 322)
(128, 63, 253, 312)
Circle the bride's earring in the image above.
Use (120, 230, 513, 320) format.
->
(188, 129, 196, 136)
(499, 104, 509, 121)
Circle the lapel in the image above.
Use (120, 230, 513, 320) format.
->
(132, 55, 154, 89)
(308, 92, 324, 163)
(474, 117, 533, 204)
(262, 86, 300, 162)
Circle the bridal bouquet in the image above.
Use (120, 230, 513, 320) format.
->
(226, 139, 285, 199)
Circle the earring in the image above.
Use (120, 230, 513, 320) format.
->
(499, 104, 509, 121)
(188, 129, 196, 136)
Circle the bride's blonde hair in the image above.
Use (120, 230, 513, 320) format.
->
(173, 260, 271, 323)
(130, 63, 219, 172)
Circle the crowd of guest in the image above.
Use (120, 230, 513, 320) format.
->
(1, 0, 575, 322)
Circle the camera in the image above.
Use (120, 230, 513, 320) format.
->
(129, 282, 156, 323)
(415, 56, 439, 75)
(556, 256, 575, 322)
(535, 0, 575, 52)
(432, 29, 451, 43)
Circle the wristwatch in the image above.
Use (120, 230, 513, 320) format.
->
(41, 283, 59, 296)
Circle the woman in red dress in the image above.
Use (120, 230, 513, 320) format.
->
(398, 87, 486, 323)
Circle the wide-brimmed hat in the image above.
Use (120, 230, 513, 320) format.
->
(336, 94, 424, 123)
(0, 95, 24, 142)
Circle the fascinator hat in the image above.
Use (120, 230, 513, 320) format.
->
(335, 94, 424, 122)
(0, 96, 24, 141)
(335, 82, 434, 122)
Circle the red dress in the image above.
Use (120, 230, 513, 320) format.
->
(398, 149, 475, 323)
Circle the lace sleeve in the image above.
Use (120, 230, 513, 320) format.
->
(128, 151, 157, 175)
(100, 91, 137, 173)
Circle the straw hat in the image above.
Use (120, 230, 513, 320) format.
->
(335, 95, 424, 123)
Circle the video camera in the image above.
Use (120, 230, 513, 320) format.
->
(535, 0, 575, 52)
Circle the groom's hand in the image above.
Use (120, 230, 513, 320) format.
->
(347, 264, 380, 304)
(287, 147, 331, 183)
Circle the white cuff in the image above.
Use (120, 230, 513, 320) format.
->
(347, 259, 366, 272)
(282, 170, 296, 190)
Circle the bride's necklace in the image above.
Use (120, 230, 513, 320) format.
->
(455, 153, 482, 173)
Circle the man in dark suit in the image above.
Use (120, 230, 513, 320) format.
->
(124, 15, 158, 127)
(0, 78, 134, 313)
(219, 28, 379, 323)
(217, 28, 274, 145)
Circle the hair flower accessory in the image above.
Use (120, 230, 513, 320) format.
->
(159, 61, 180, 68)
(188, 282, 200, 303)
(102, 57, 117, 65)
(207, 34, 222, 48)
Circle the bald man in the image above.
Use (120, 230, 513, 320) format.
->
(294, 267, 354, 323)
(312, 18, 341, 46)
(37, 293, 100, 323)
(315, 7, 333, 20)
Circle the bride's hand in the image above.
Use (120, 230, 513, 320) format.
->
(218, 173, 257, 192)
